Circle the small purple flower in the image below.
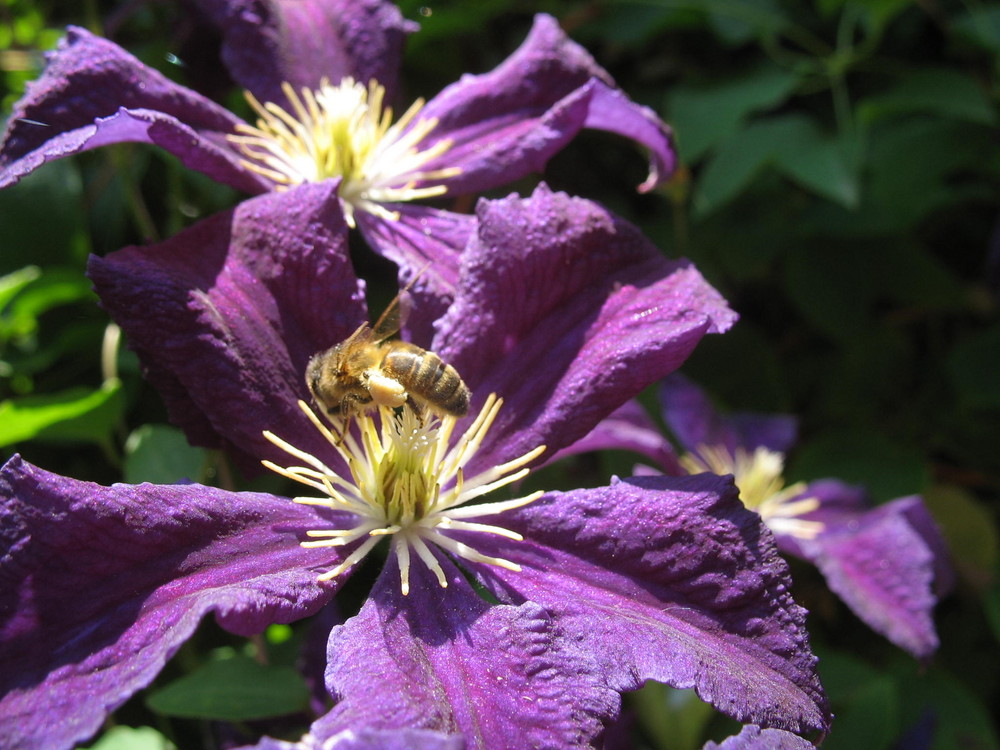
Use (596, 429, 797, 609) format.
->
(576, 374, 952, 660)
(0, 187, 829, 749)
(0, 2, 675, 331)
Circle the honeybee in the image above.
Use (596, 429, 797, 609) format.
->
(306, 288, 470, 421)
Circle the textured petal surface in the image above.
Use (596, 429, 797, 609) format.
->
(315, 554, 618, 750)
(787, 488, 945, 659)
(0, 456, 350, 750)
(436, 185, 736, 471)
(659, 375, 798, 455)
(703, 724, 816, 749)
(250, 728, 464, 750)
(467, 474, 829, 735)
(88, 182, 364, 470)
(0, 27, 266, 193)
(193, 0, 416, 106)
(418, 14, 675, 196)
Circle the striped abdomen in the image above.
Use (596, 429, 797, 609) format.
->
(382, 342, 470, 417)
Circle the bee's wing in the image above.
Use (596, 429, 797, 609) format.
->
(371, 289, 413, 342)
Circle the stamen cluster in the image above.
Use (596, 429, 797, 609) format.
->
(682, 445, 823, 539)
(228, 78, 461, 225)
(263, 395, 545, 594)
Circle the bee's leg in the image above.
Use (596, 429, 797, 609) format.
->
(405, 396, 426, 426)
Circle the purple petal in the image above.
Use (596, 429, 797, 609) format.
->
(436, 184, 736, 470)
(703, 725, 816, 750)
(88, 182, 365, 470)
(659, 375, 798, 454)
(466, 474, 829, 735)
(787, 494, 946, 659)
(0, 455, 350, 750)
(314, 552, 618, 749)
(418, 14, 675, 195)
(193, 0, 417, 106)
(546, 398, 684, 474)
(248, 727, 464, 750)
(356, 205, 476, 343)
(0, 27, 266, 193)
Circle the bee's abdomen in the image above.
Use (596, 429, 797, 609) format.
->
(384, 343, 470, 417)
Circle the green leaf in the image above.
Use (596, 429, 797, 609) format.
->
(951, 5, 1000, 57)
(892, 663, 1000, 750)
(124, 424, 208, 484)
(819, 650, 900, 750)
(0, 266, 41, 310)
(704, 0, 789, 45)
(0, 266, 97, 342)
(665, 62, 799, 162)
(86, 726, 176, 750)
(694, 115, 858, 216)
(985, 562, 1000, 644)
(0, 159, 89, 270)
(858, 68, 998, 127)
(631, 683, 716, 750)
(922, 484, 998, 592)
(0, 381, 123, 447)
(146, 655, 310, 720)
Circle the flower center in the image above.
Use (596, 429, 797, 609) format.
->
(681, 445, 823, 539)
(262, 395, 545, 595)
(228, 77, 461, 226)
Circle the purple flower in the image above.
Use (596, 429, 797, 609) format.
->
(703, 725, 818, 749)
(0, 186, 829, 748)
(576, 374, 952, 660)
(0, 2, 675, 333)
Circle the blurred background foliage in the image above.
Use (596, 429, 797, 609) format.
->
(1, 0, 999, 748)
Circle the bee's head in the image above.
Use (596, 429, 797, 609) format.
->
(305, 345, 343, 412)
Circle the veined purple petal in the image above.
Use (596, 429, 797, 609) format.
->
(467, 474, 829, 735)
(779, 480, 954, 596)
(355, 204, 475, 344)
(546, 399, 684, 475)
(0, 455, 351, 750)
(87, 182, 365, 470)
(418, 14, 675, 195)
(703, 725, 816, 749)
(785, 491, 946, 660)
(0, 27, 266, 193)
(436, 184, 736, 470)
(315, 553, 618, 750)
(659, 375, 798, 455)
(192, 0, 417, 106)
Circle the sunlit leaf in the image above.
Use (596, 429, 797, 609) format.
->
(86, 726, 175, 750)
(0, 381, 123, 447)
(0, 267, 96, 342)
